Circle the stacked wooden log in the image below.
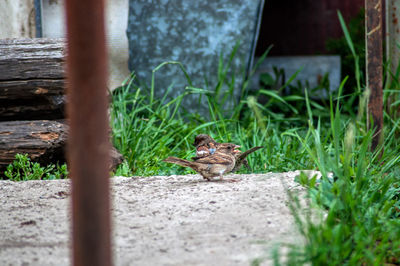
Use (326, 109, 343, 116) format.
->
(0, 38, 65, 121)
(0, 38, 123, 175)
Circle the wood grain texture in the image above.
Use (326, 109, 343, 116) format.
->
(0, 97, 65, 121)
(0, 38, 66, 120)
(0, 38, 123, 174)
(0, 120, 124, 175)
(0, 120, 67, 173)
(0, 79, 65, 99)
(0, 38, 66, 81)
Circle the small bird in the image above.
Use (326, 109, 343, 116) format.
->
(193, 134, 218, 158)
(192, 134, 262, 172)
(163, 143, 239, 181)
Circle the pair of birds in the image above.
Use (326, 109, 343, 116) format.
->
(163, 134, 262, 182)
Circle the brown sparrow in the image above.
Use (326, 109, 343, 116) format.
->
(193, 134, 218, 158)
(163, 143, 239, 181)
(192, 134, 262, 172)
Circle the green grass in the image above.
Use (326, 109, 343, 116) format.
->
(269, 11, 400, 265)
(277, 86, 400, 265)
(4, 154, 68, 181)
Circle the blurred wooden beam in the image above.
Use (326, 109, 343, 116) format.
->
(366, 0, 384, 151)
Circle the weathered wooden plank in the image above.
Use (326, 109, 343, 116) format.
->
(0, 79, 65, 99)
(0, 120, 124, 175)
(0, 97, 65, 121)
(0, 38, 65, 81)
(0, 80, 66, 120)
(0, 38, 66, 120)
(0, 120, 67, 173)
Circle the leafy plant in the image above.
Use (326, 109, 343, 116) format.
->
(4, 154, 68, 181)
(281, 89, 400, 265)
(113, 160, 134, 177)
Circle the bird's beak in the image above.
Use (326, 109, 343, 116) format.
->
(234, 145, 241, 153)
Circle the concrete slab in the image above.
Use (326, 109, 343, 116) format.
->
(0, 172, 310, 265)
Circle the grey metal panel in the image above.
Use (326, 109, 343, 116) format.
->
(127, 0, 264, 111)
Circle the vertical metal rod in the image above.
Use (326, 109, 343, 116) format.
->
(366, 0, 384, 151)
(64, 0, 112, 265)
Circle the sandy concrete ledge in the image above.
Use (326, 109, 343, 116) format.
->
(0, 172, 310, 266)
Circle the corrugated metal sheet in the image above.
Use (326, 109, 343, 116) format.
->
(256, 0, 364, 55)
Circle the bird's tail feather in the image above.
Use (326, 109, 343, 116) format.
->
(163, 157, 192, 167)
(240, 146, 263, 158)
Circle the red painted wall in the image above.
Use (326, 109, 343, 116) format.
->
(255, 0, 365, 56)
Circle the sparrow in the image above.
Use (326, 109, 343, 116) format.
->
(193, 134, 218, 158)
(192, 134, 262, 172)
(163, 143, 239, 181)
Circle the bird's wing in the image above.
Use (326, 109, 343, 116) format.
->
(194, 152, 233, 165)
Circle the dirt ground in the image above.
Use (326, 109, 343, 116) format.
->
(0, 171, 313, 266)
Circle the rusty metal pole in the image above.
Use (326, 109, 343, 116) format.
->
(64, 0, 112, 265)
(366, 0, 384, 151)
